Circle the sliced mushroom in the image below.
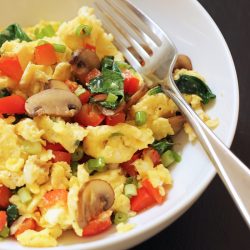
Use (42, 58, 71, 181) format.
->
(25, 89, 82, 117)
(168, 115, 186, 134)
(173, 55, 193, 71)
(70, 48, 101, 83)
(44, 79, 70, 91)
(77, 179, 115, 228)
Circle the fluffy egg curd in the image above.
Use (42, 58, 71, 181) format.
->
(0, 6, 218, 247)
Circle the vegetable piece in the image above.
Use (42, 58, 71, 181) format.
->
(91, 94, 108, 102)
(0, 88, 11, 98)
(113, 211, 128, 225)
(106, 93, 118, 103)
(148, 85, 163, 95)
(75, 24, 92, 37)
(0, 185, 12, 209)
(70, 48, 100, 83)
(71, 146, 84, 162)
(52, 151, 71, 164)
(82, 211, 112, 236)
(130, 187, 156, 212)
(0, 211, 7, 232)
(34, 24, 55, 39)
(105, 112, 126, 126)
(142, 179, 165, 204)
(34, 43, 57, 66)
(52, 43, 66, 53)
(65, 80, 78, 92)
(0, 226, 9, 238)
(135, 111, 147, 126)
(173, 54, 193, 71)
(151, 137, 173, 155)
(45, 142, 65, 151)
(124, 184, 137, 198)
(78, 180, 114, 228)
(120, 153, 140, 177)
(161, 150, 181, 167)
(46, 79, 70, 91)
(168, 115, 186, 134)
(14, 218, 37, 237)
(85, 43, 96, 52)
(125, 176, 138, 187)
(0, 95, 25, 114)
(143, 148, 161, 165)
(42, 189, 68, 208)
(124, 75, 140, 95)
(17, 187, 32, 203)
(87, 56, 124, 110)
(175, 75, 216, 104)
(0, 23, 31, 47)
(6, 205, 19, 225)
(0, 56, 23, 81)
(74, 103, 105, 127)
(87, 157, 106, 173)
(85, 68, 101, 83)
(79, 90, 91, 104)
(25, 89, 82, 117)
(70, 161, 78, 176)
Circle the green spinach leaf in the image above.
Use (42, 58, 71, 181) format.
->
(6, 204, 19, 226)
(175, 75, 216, 104)
(0, 24, 31, 47)
(151, 137, 174, 155)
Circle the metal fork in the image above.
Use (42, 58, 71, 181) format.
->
(94, 0, 250, 227)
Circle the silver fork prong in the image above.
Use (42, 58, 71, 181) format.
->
(114, 0, 167, 43)
(104, 0, 158, 52)
(94, 3, 142, 70)
(96, 0, 151, 63)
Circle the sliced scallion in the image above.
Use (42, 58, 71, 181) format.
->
(87, 157, 106, 172)
(53, 43, 66, 53)
(75, 24, 92, 37)
(161, 150, 176, 167)
(106, 93, 118, 103)
(71, 146, 84, 162)
(113, 211, 128, 225)
(0, 226, 9, 238)
(135, 111, 147, 126)
(124, 183, 137, 198)
(74, 85, 86, 96)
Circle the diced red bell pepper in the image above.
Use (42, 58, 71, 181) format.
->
(142, 179, 165, 204)
(0, 211, 7, 232)
(123, 70, 140, 95)
(15, 218, 37, 237)
(0, 185, 12, 209)
(85, 43, 96, 52)
(130, 187, 156, 212)
(52, 151, 71, 164)
(79, 90, 91, 104)
(45, 142, 65, 151)
(120, 153, 140, 176)
(74, 104, 105, 127)
(0, 56, 23, 82)
(143, 148, 161, 166)
(42, 189, 68, 209)
(85, 68, 101, 83)
(105, 112, 126, 126)
(34, 43, 57, 66)
(82, 211, 112, 236)
(0, 95, 26, 114)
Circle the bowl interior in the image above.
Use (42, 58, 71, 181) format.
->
(0, 0, 238, 249)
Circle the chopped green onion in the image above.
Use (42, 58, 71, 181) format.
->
(125, 177, 138, 187)
(17, 187, 32, 203)
(148, 85, 163, 95)
(71, 146, 84, 162)
(124, 183, 137, 198)
(135, 111, 147, 126)
(74, 85, 86, 96)
(70, 161, 78, 176)
(113, 211, 128, 225)
(87, 157, 106, 172)
(106, 93, 118, 103)
(52, 43, 66, 53)
(172, 151, 182, 162)
(35, 25, 55, 39)
(0, 226, 10, 238)
(161, 150, 177, 167)
(75, 24, 92, 37)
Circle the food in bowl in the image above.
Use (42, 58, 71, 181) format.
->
(0, 6, 218, 247)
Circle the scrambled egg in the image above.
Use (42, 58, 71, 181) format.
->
(84, 124, 154, 163)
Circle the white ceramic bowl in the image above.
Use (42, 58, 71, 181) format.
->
(0, 0, 239, 249)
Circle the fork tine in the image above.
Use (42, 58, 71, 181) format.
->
(94, 3, 142, 71)
(96, 0, 151, 63)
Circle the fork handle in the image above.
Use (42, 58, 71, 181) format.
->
(164, 88, 250, 228)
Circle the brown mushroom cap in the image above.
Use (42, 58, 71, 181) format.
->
(25, 89, 82, 117)
(173, 55, 193, 71)
(77, 179, 115, 228)
(45, 79, 70, 91)
(168, 115, 186, 134)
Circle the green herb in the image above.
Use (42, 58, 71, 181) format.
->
(71, 146, 84, 162)
(88, 56, 124, 110)
(148, 85, 163, 95)
(113, 211, 128, 225)
(70, 161, 78, 176)
(0, 88, 11, 98)
(75, 24, 92, 37)
(135, 111, 147, 126)
(151, 137, 174, 155)
(0, 24, 31, 47)
(6, 204, 19, 226)
(52, 43, 66, 53)
(34, 25, 55, 39)
(175, 75, 216, 104)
